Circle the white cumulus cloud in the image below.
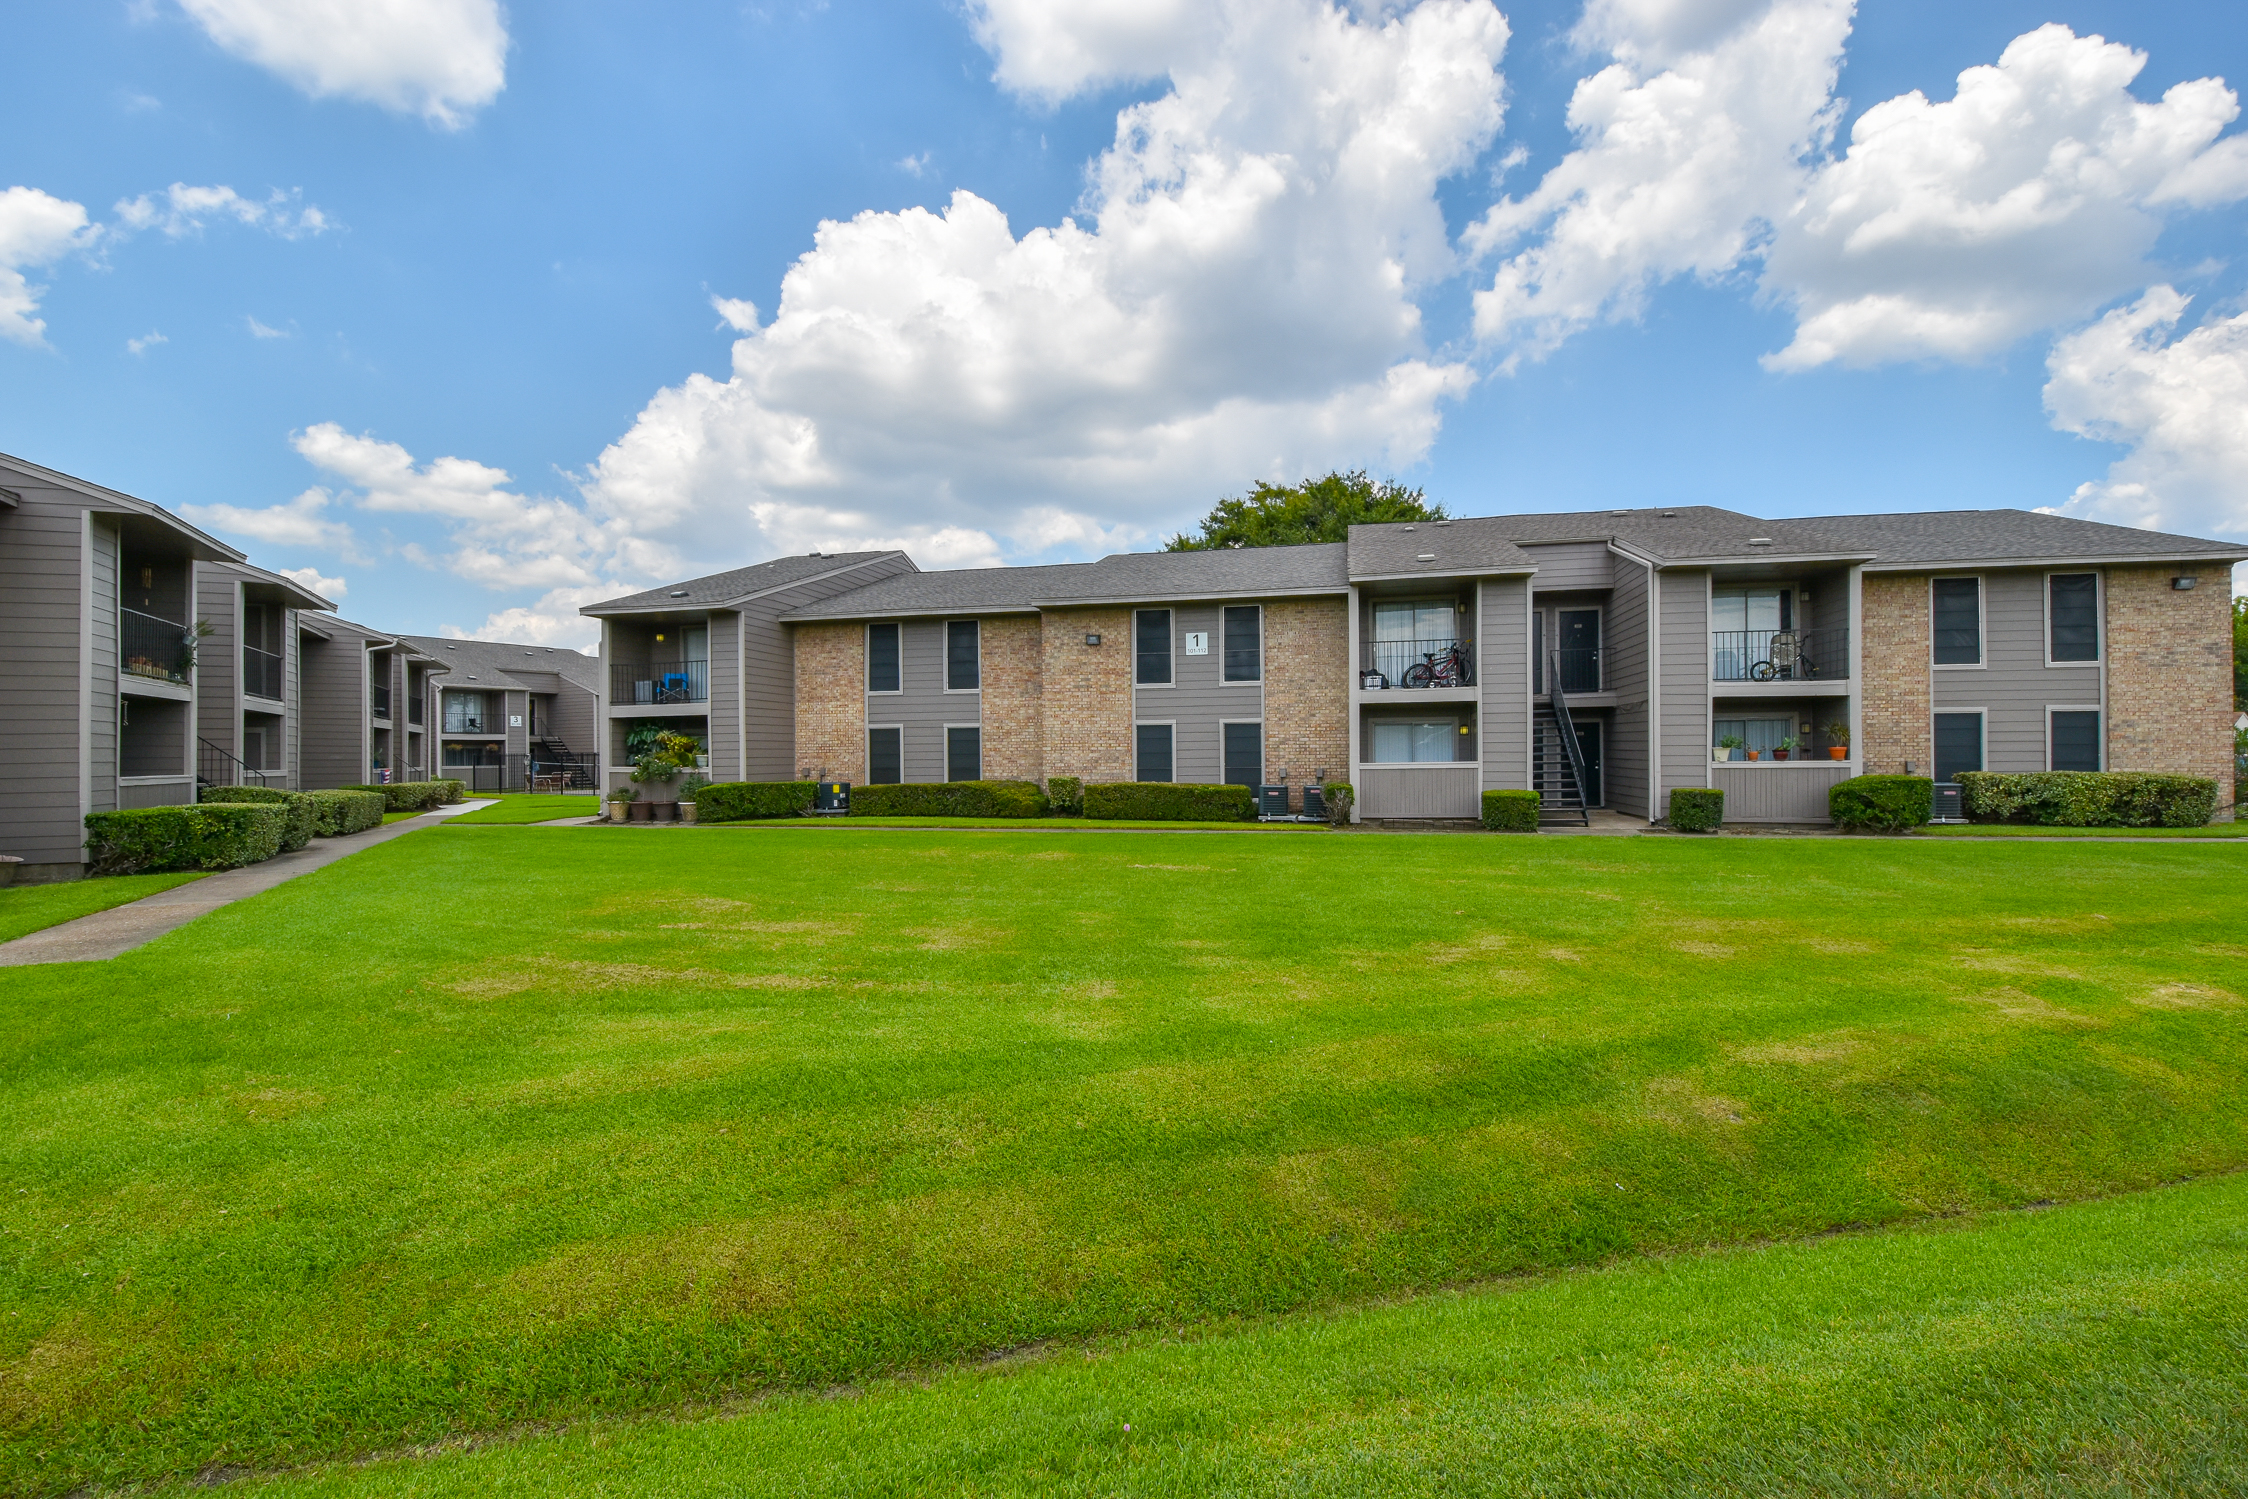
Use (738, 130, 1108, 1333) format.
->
(177, 0, 507, 129)
(0, 186, 97, 347)
(113, 183, 329, 240)
(583, 0, 1508, 576)
(182, 486, 362, 555)
(127, 330, 168, 355)
(278, 565, 345, 600)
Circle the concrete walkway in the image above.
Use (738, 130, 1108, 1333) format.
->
(0, 801, 496, 967)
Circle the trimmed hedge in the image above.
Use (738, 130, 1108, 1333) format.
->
(201, 786, 315, 851)
(343, 781, 465, 812)
(1955, 770, 2217, 828)
(1830, 774, 1932, 832)
(1045, 776, 1084, 817)
(852, 781, 1048, 818)
(306, 790, 386, 837)
(1083, 782, 1256, 822)
(693, 781, 816, 822)
(1669, 787, 1725, 832)
(85, 804, 286, 875)
(1482, 789, 1541, 832)
(1321, 782, 1354, 828)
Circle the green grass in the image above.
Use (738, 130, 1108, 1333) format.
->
(443, 794, 602, 825)
(4, 830, 2247, 1493)
(155, 1173, 2248, 1497)
(1918, 821, 2248, 838)
(0, 871, 204, 943)
(692, 815, 1322, 831)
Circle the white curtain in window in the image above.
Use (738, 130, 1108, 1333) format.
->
(1371, 721, 1456, 762)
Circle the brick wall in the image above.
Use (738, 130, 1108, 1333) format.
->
(2106, 564, 2237, 818)
(980, 614, 1045, 782)
(1263, 597, 1349, 802)
(1038, 606, 1132, 784)
(791, 622, 864, 782)
(1860, 572, 1930, 774)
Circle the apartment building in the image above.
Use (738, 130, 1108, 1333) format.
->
(396, 635, 603, 791)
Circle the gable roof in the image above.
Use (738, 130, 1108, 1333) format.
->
(1776, 508, 2248, 569)
(0, 450, 245, 563)
(583, 550, 913, 614)
(783, 543, 1352, 621)
(394, 634, 603, 694)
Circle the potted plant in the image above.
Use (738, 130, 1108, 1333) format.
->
(607, 785, 638, 822)
(1823, 721, 1850, 760)
(1746, 747, 1760, 761)
(678, 772, 709, 824)
(1714, 735, 1743, 763)
(1774, 736, 1796, 762)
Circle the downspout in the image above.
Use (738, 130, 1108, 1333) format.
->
(1646, 561, 1661, 823)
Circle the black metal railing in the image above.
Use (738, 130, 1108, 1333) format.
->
(1359, 639, 1474, 689)
(121, 608, 193, 685)
(443, 710, 489, 732)
(1711, 626, 1849, 682)
(198, 736, 276, 789)
(243, 645, 284, 700)
(371, 683, 391, 719)
(439, 755, 598, 794)
(611, 659, 709, 704)
(1535, 647, 1602, 695)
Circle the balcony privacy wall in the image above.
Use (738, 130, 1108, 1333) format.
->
(1476, 576, 1531, 793)
(1657, 569, 1712, 803)
(1605, 553, 1654, 819)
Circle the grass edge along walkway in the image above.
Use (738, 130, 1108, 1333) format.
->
(168, 1173, 2248, 1498)
(0, 872, 205, 944)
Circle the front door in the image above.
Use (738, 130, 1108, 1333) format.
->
(1574, 720, 1603, 806)
(1557, 609, 1600, 692)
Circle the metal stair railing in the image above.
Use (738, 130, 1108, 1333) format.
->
(198, 736, 276, 789)
(1546, 650, 1592, 822)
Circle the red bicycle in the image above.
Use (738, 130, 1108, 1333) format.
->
(1402, 642, 1471, 688)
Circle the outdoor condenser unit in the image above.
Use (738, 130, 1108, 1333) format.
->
(814, 781, 850, 815)
(1931, 782, 1964, 823)
(1257, 784, 1290, 819)
(1300, 785, 1327, 820)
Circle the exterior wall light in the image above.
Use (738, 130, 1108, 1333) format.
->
(1084, 633, 1102, 645)
(2171, 576, 2198, 590)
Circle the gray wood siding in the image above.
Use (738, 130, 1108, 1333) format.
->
(298, 633, 367, 788)
(706, 609, 742, 778)
(284, 609, 304, 787)
(1478, 575, 1530, 791)
(89, 519, 118, 812)
(549, 676, 599, 766)
(1605, 554, 1652, 818)
(1930, 568, 2103, 772)
(1524, 541, 1613, 592)
(1131, 604, 1264, 783)
(194, 571, 241, 759)
(0, 485, 94, 866)
(751, 557, 914, 781)
(875, 619, 976, 781)
(1657, 568, 1712, 799)
(507, 692, 531, 758)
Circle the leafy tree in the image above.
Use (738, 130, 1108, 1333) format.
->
(1165, 470, 1445, 550)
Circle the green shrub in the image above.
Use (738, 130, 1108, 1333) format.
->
(1482, 789, 1541, 832)
(693, 781, 816, 822)
(852, 781, 1048, 818)
(84, 804, 286, 875)
(1669, 787, 1725, 832)
(1954, 770, 2217, 828)
(305, 790, 386, 837)
(343, 782, 459, 813)
(1083, 782, 1256, 822)
(201, 786, 315, 851)
(1045, 776, 1084, 817)
(1830, 774, 1932, 832)
(1322, 782, 1354, 828)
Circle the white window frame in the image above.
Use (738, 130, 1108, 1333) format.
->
(2043, 570, 2103, 668)
(866, 722, 904, 784)
(1221, 603, 1264, 686)
(1366, 715, 1462, 764)
(1219, 717, 1265, 785)
(943, 618, 982, 694)
(1931, 707, 1987, 781)
(942, 721, 982, 782)
(865, 622, 903, 695)
(1133, 719, 1177, 782)
(1929, 574, 1985, 670)
(2045, 705, 2104, 772)
(1133, 608, 1175, 689)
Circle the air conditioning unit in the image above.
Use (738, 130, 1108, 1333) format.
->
(1300, 785, 1327, 821)
(1257, 784, 1290, 819)
(1931, 782, 1964, 823)
(814, 781, 851, 815)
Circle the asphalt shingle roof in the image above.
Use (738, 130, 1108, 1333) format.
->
(1776, 509, 2248, 567)
(785, 543, 1351, 620)
(396, 635, 603, 695)
(1346, 520, 1535, 577)
(585, 551, 910, 613)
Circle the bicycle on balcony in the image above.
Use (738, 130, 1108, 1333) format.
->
(1401, 642, 1472, 689)
(1748, 630, 1822, 682)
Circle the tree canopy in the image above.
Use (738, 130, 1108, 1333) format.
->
(1165, 470, 1446, 551)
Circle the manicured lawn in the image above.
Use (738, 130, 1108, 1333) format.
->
(4, 830, 2246, 1493)
(696, 815, 1323, 831)
(0, 871, 204, 943)
(444, 794, 601, 825)
(1918, 822, 2248, 838)
(152, 1173, 2248, 1497)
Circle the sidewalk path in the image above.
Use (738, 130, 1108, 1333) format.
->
(0, 802, 496, 967)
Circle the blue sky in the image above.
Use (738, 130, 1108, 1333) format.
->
(5, 0, 2245, 648)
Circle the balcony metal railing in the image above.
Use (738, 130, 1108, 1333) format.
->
(1712, 626, 1849, 683)
(121, 608, 193, 685)
(1535, 647, 1602, 695)
(612, 659, 709, 704)
(371, 683, 391, 719)
(443, 712, 490, 733)
(1359, 639, 1474, 689)
(243, 645, 284, 700)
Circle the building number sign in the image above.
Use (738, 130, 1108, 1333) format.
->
(1184, 632, 1209, 655)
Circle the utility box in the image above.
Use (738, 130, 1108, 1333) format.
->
(1257, 784, 1290, 819)
(1931, 782, 1963, 823)
(1300, 785, 1327, 821)
(815, 781, 850, 815)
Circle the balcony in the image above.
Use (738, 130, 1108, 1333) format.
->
(372, 682, 392, 719)
(121, 608, 193, 685)
(407, 694, 424, 726)
(443, 711, 492, 733)
(1712, 626, 1849, 683)
(243, 645, 284, 700)
(1534, 648, 1601, 695)
(612, 659, 709, 705)
(1359, 639, 1474, 690)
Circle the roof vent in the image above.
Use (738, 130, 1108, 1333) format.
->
(808, 550, 822, 557)
(1417, 553, 1436, 562)
(1748, 537, 1773, 546)
(1435, 519, 1451, 527)
(1660, 511, 1678, 518)
(668, 589, 688, 598)
(1402, 524, 1416, 531)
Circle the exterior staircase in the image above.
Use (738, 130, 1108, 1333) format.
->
(529, 737, 597, 789)
(1533, 652, 1592, 827)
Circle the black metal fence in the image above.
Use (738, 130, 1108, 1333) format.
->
(1360, 639, 1475, 688)
(611, 659, 709, 704)
(441, 754, 600, 793)
(1711, 626, 1849, 682)
(121, 608, 193, 685)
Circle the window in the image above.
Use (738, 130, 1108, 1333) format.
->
(946, 620, 980, 689)
(868, 726, 902, 784)
(1710, 717, 1794, 759)
(1223, 721, 1262, 786)
(1934, 712, 1983, 782)
(2050, 710, 2101, 772)
(1371, 599, 1455, 682)
(1932, 577, 1981, 665)
(867, 623, 900, 693)
(946, 725, 981, 782)
(1135, 723, 1174, 782)
(1370, 720, 1456, 762)
(1223, 605, 1262, 682)
(1710, 587, 1789, 680)
(2049, 574, 2099, 661)
(1135, 609, 1172, 685)
(442, 691, 486, 732)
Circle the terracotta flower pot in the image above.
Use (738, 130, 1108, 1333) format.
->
(628, 801, 654, 822)
(1774, 750, 1790, 761)
(1746, 751, 1760, 761)
(1828, 746, 1847, 760)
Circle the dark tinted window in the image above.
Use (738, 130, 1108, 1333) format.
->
(867, 623, 900, 692)
(868, 726, 901, 784)
(1934, 712, 1982, 782)
(2051, 710, 2100, 771)
(1135, 723, 1173, 782)
(1931, 578, 1980, 665)
(1223, 605, 1261, 682)
(946, 620, 980, 689)
(1135, 609, 1172, 685)
(1223, 721, 1262, 786)
(2049, 574, 2099, 661)
(946, 726, 981, 782)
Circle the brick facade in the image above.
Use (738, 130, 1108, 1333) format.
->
(792, 622, 865, 782)
(1262, 596, 1350, 799)
(979, 614, 1045, 782)
(2106, 564, 2237, 818)
(1038, 606, 1133, 784)
(1859, 572, 1930, 775)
